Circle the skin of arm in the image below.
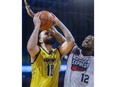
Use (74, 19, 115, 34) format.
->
(47, 26, 66, 44)
(24, 0, 35, 17)
(52, 13, 75, 56)
(27, 13, 41, 58)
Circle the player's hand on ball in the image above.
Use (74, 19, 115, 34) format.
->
(33, 13, 41, 26)
(51, 13, 60, 26)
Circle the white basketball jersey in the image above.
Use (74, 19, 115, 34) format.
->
(64, 45, 94, 87)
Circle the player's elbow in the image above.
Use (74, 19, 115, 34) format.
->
(27, 44, 34, 52)
(71, 38, 75, 43)
(68, 37, 75, 45)
(66, 36, 75, 43)
(27, 46, 32, 53)
(71, 39, 75, 46)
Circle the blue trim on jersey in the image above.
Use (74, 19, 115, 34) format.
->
(22, 65, 67, 72)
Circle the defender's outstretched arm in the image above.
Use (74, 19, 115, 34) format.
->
(24, 0, 35, 17)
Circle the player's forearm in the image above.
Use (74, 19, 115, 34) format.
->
(27, 24, 40, 50)
(54, 32, 66, 44)
(24, 0, 35, 17)
(51, 27, 66, 44)
(57, 21, 75, 43)
(25, 6, 35, 17)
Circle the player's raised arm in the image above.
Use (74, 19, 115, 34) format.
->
(47, 26, 66, 44)
(52, 14, 75, 56)
(24, 0, 35, 17)
(27, 13, 41, 58)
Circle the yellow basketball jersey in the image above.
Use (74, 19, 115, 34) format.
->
(30, 47, 61, 87)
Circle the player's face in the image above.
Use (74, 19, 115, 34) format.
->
(39, 30, 55, 45)
(82, 35, 94, 50)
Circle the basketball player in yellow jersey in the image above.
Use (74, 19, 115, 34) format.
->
(25, 1, 75, 87)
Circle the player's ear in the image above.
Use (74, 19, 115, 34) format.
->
(38, 30, 43, 43)
(39, 37, 43, 43)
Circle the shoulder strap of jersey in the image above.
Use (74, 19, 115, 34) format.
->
(57, 47, 62, 60)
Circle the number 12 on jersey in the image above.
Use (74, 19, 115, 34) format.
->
(81, 73, 89, 84)
(47, 64, 54, 76)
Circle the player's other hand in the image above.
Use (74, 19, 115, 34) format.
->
(33, 13, 41, 26)
(51, 13, 61, 26)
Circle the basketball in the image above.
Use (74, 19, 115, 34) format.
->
(35, 11, 55, 30)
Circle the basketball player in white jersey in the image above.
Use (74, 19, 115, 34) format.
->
(64, 35, 94, 87)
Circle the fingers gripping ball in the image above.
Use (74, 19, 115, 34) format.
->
(35, 11, 55, 30)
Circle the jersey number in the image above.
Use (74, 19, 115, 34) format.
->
(81, 73, 89, 84)
(47, 64, 54, 76)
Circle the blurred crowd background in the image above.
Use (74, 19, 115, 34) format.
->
(22, 0, 94, 87)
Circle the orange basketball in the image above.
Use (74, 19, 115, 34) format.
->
(36, 11, 54, 30)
